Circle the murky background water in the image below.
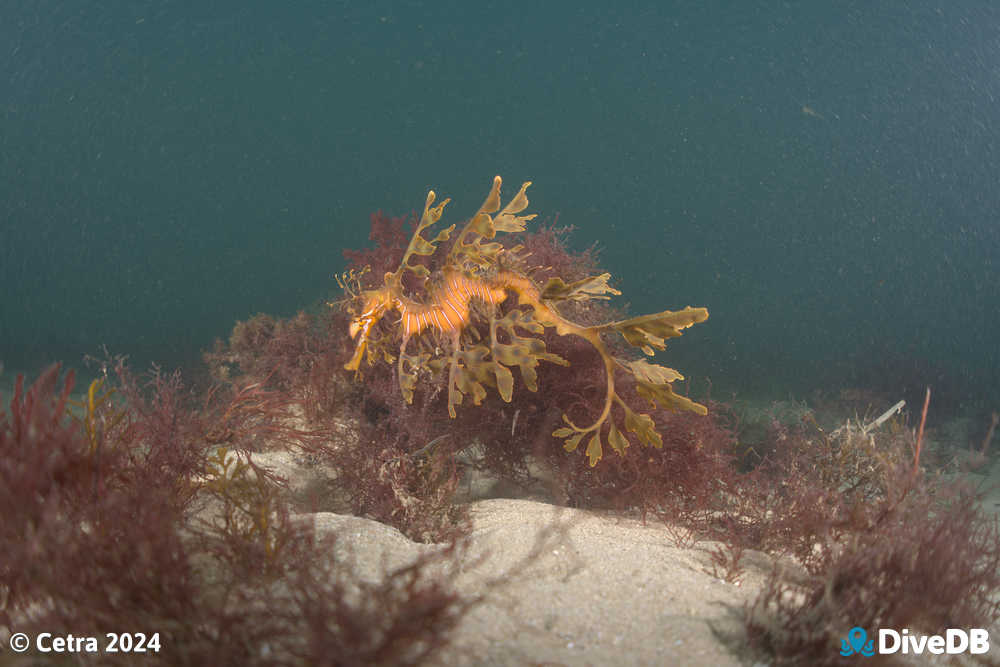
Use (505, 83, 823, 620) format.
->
(3, 2, 998, 413)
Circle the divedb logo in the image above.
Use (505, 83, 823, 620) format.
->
(839, 626, 990, 657)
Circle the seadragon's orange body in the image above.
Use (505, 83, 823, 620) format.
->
(340, 176, 708, 466)
(398, 268, 508, 338)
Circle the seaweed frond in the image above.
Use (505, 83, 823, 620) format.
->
(68, 377, 128, 457)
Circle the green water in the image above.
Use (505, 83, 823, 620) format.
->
(3, 1, 998, 414)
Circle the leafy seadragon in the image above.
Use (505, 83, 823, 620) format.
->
(340, 176, 708, 465)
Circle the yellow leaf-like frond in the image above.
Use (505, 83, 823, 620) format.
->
(541, 273, 622, 302)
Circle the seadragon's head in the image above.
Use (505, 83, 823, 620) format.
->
(344, 278, 396, 372)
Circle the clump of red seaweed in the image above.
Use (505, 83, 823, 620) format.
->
(0, 361, 470, 665)
(732, 395, 1000, 664)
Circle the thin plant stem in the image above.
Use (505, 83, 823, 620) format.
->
(914, 386, 931, 476)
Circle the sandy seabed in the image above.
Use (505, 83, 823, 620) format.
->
(314, 498, 755, 666)
(257, 445, 1000, 667)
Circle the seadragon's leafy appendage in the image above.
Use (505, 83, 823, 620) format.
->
(340, 175, 708, 466)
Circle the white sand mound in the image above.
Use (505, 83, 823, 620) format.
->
(312, 498, 769, 666)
